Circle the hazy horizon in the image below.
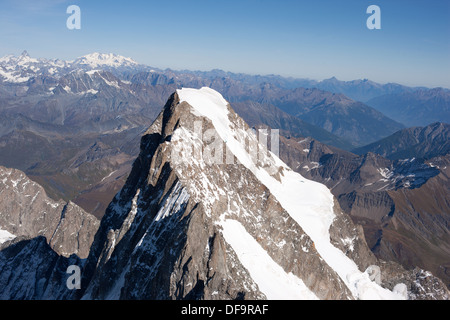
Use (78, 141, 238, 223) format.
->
(1, 0, 449, 88)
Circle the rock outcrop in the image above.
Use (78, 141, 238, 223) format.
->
(0, 166, 99, 258)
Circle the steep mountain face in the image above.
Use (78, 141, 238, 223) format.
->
(79, 89, 349, 300)
(366, 88, 450, 127)
(0, 236, 83, 300)
(0, 166, 99, 258)
(72, 88, 446, 300)
(264, 87, 404, 146)
(353, 122, 450, 160)
(0, 166, 101, 300)
(378, 156, 450, 286)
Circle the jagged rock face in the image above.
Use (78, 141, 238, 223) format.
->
(0, 236, 81, 300)
(75, 88, 448, 300)
(0, 166, 99, 258)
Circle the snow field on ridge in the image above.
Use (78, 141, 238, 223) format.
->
(176, 87, 405, 300)
(0, 228, 16, 245)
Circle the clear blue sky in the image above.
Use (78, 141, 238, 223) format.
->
(0, 0, 449, 88)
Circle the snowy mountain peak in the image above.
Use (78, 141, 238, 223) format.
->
(74, 52, 139, 68)
(0, 50, 37, 66)
(0, 51, 143, 83)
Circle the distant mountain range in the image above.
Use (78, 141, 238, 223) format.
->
(230, 100, 353, 150)
(306, 77, 426, 102)
(0, 51, 149, 83)
(0, 51, 408, 148)
(354, 122, 450, 160)
(2, 51, 448, 128)
(366, 88, 450, 127)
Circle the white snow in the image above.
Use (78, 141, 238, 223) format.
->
(177, 87, 406, 300)
(86, 69, 101, 75)
(95, 72, 121, 89)
(177, 87, 231, 141)
(0, 68, 30, 83)
(0, 228, 15, 244)
(16, 54, 38, 66)
(378, 168, 393, 181)
(342, 236, 356, 252)
(0, 54, 15, 64)
(76, 89, 98, 95)
(220, 219, 318, 300)
(100, 170, 117, 182)
(154, 181, 190, 222)
(393, 283, 408, 299)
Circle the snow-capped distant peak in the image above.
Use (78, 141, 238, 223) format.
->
(74, 53, 139, 68)
(0, 51, 38, 66)
(0, 51, 70, 83)
(17, 51, 39, 65)
(0, 51, 143, 84)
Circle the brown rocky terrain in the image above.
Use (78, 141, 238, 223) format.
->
(272, 133, 450, 289)
(0, 166, 99, 258)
